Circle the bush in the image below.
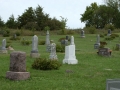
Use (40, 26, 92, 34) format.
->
(3, 30, 10, 37)
(56, 44, 65, 52)
(21, 40, 31, 45)
(38, 40, 45, 45)
(67, 30, 75, 35)
(32, 58, 61, 70)
(9, 36, 20, 40)
(88, 26, 96, 34)
(104, 24, 115, 31)
(100, 34, 104, 38)
(15, 31, 21, 36)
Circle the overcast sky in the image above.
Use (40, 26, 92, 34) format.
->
(0, 0, 104, 29)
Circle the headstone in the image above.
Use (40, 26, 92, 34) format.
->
(94, 35, 100, 49)
(45, 30, 51, 52)
(80, 30, 85, 38)
(14, 34, 17, 39)
(30, 35, 40, 58)
(108, 29, 111, 36)
(6, 51, 30, 80)
(97, 48, 111, 56)
(106, 79, 120, 90)
(116, 44, 120, 50)
(49, 43, 57, 60)
(61, 39, 68, 46)
(66, 35, 70, 40)
(63, 36, 78, 64)
(0, 39, 7, 53)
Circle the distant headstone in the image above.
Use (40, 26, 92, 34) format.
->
(30, 35, 40, 58)
(97, 48, 112, 56)
(106, 79, 120, 90)
(14, 34, 17, 39)
(6, 51, 30, 80)
(49, 43, 57, 60)
(94, 35, 100, 49)
(66, 35, 70, 40)
(116, 44, 120, 50)
(45, 30, 51, 52)
(108, 29, 111, 36)
(0, 39, 7, 53)
(63, 36, 78, 64)
(61, 39, 68, 46)
(80, 30, 85, 38)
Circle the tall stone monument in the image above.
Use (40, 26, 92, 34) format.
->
(45, 30, 51, 52)
(6, 51, 30, 80)
(94, 34, 100, 49)
(0, 39, 7, 53)
(63, 36, 78, 64)
(30, 35, 40, 58)
(49, 43, 57, 60)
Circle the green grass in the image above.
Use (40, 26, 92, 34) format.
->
(0, 33, 120, 90)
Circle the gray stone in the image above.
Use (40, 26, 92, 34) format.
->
(6, 51, 30, 80)
(106, 79, 120, 90)
(70, 36, 74, 45)
(116, 44, 120, 50)
(97, 48, 111, 56)
(108, 29, 111, 36)
(9, 51, 26, 72)
(45, 30, 51, 52)
(49, 43, 57, 60)
(61, 39, 68, 46)
(0, 39, 7, 53)
(80, 30, 85, 38)
(94, 35, 100, 49)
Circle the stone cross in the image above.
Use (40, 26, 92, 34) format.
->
(6, 51, 30, 80)
(49, 43, 57, 60)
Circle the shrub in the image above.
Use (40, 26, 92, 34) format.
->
(100, 34, 104, 38)
(21, 40, 31, 45)
(32, 58, 61, 70)
(104, 24, 115, 31)
(88, 26, 96, 34)
(9, 36, 20, 40)
(38, 40, 45, 45)
(3, 30, 10, 37)
(67, 30, 75, 35)
(15, 31, 21, 36)
(56, 44, 65, 52)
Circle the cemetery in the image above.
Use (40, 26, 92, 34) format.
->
(0, 29, 120, 90)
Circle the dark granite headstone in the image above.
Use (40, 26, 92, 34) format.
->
(106, 79, 120, 90)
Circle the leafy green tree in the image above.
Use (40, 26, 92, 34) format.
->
(0, 17, 5, 28)
(6, 14, 18, 29)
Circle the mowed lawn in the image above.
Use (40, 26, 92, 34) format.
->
(0, 33, 120, 90)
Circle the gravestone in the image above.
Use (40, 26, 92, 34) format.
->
(45, 30, 51, 52)
(66, 35, 70, 40)
(14, 34, 17, 39)
(94, 35, 100, 49)
(80, 30, 85, 38)
(0, 39, 7, 53)
(6, 51, 30, 80)
(115, 44, 120, 50)
(106, 79, 120, 90)
(49, 43, 57, 60)
(97, 48, 111, 56)
(63, 36, 78, 64)
(30, 35, 40, 58)
(61, 39, 68, 46)
(108, 29, 111, 36)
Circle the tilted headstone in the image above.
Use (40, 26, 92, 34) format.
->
(63, 36, 78, 64)
(80, 30, 85, 38)
(6, 51, 30, 80)
(45, 30, 51, 52)
(94, 34, 100, 49)
(106, 79, 120, 90)
(108, 29, 111, 36)
(30, 35, 40, 58)
(49, 43, 57, 60)
(0, 39, 7, 53)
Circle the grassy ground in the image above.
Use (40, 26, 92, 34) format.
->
(0, 33, 120, 90)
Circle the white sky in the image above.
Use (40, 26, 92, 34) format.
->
(0, 0, 104, 29)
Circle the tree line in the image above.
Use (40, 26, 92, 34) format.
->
(80, 0, 120, 29)
(0, 5, 66, 31)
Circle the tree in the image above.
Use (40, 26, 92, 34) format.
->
(6, 14, 18, 29)
(0, 17, 5, 28)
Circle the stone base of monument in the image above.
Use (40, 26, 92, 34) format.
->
(6, 71, 30, 80)
(80, 36, 85, 38)
(63, 59, 78, 64)
(30, 53, 40, 58)
(0, 50, 7, 54)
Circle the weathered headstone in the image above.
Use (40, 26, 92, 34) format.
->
(80, 30, 85, 38)
(63, 36, 78, 64)
(30, 35, 40, 58)
(115, 44, 120, 50)
(6, 51, 30, 80)
(97, 48, 111, 56)
(106, 79, 120, 90)
(49, 43, 57, 60)
(0, 39, 7, 53)
(94, 35, 100, 49)
(108, 29, 111, 36)
(45, 30, 51, 52)
(61, 39, 68, 46)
